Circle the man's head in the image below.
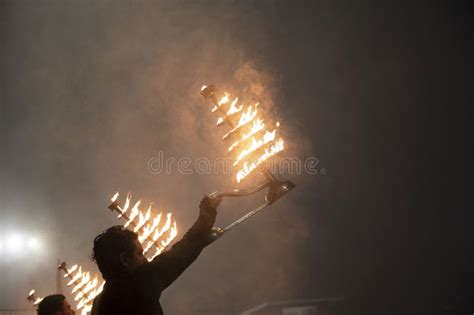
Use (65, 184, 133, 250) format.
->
(37, 294, 75, 315)
(92, 225, 147, 280)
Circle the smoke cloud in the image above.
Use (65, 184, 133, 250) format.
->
(2, 1, 316, 313)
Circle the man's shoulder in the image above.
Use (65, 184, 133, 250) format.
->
(91, 292, 102, 315)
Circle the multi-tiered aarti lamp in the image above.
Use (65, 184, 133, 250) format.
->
(200, 84, 295, 240)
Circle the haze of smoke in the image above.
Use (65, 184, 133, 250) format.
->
(3, 1, 312, 312)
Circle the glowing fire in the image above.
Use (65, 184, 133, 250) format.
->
(201, 85, 285, 183)
(109, 192, 178, 261)
(58, 263, 104, 315)
(27, 289, 43, 305)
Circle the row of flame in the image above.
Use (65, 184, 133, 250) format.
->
(202, 86, 285, 183)
(28, 192, 179, 315)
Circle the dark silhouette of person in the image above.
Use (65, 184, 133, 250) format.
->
(91, 195, 221, 315)
(37, 294, 75, 315)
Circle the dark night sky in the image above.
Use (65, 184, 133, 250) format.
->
(1, 1, 471, 314)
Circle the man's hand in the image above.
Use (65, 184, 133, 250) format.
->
(199, 195, 222, 217)
(206, 195, 222, 209)
(200, 195, 223, 245)
(198, 195, 221, 239)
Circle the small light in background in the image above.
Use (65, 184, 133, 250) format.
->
(6, 233, 24, 254)
(27, 237, 41, 250)
(1, 232, 43, 258)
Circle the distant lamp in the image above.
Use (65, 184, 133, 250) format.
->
(27, 237, 40, 250)
(6, 233, 24, 254)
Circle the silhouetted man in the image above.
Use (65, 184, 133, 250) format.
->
(37, 294, 75, 315)
(91, 195, 221, 315)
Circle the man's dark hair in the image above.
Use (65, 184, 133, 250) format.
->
(92, 225, 139, 280)
(37, 294, 65, 315)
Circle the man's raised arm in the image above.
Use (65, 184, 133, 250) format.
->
(142, 196, 221, 290)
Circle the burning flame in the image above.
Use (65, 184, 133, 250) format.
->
(236, 138, 284, 183)
(109, 192, 178, 261)
(203, 85, 285, 183)
(216, 97, 242, 126)
(27, 289, 43, 305)
(59, 263, 105, 315)
(111, 191, 119, 202)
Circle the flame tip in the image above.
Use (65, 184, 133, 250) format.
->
(111, 191, 120, 202)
